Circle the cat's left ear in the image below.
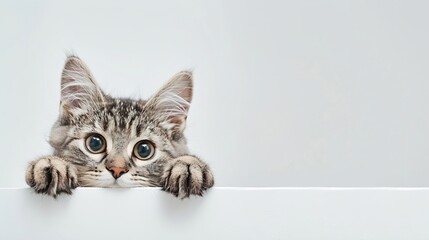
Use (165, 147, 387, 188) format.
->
(145, 71, 193, 139)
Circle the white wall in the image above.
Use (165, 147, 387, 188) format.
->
(1, 0, 428, 187)
(2, 188, 429, 240)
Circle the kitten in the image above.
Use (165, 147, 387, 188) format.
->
(25, 56, 214, 199)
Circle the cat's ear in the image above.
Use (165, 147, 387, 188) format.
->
(145, 71, 193, 138)
(60, 56, 106, 115)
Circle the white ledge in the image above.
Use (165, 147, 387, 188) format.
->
(1, 187, 429, 239)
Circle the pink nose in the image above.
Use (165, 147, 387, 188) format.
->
(107, 167, 128, 179)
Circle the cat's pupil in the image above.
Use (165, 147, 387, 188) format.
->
(137, 143, 151, 158)
(89, 136, 104, 152)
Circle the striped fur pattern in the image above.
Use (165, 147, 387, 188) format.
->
(25, 56, 214, 199)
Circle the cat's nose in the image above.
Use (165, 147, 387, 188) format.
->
(105, 156, 129, 179)
(107, 166, 128, 179)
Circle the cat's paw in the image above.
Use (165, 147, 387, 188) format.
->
(161, 155, 214, 199)
(25, 156, 79, 197)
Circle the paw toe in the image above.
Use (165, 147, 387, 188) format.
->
(26, 157, 78, 197)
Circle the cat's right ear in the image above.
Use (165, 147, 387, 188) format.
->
(60, 56, 106, 116)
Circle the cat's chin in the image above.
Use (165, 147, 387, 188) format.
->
(81, 181, 124, 188)
(108, 182, 124, 188)
(94, 179, 127, 188)
(87, 180, 125, 188)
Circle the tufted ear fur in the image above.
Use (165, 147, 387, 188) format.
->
(60, 56, 107, 116)
(145, 71, 193, 139)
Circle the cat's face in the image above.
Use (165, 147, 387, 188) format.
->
(49, 56, 192, 187)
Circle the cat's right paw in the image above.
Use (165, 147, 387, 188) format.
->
(25, 156, 79, 197)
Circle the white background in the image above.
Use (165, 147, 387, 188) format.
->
(1, 0, 428, 187)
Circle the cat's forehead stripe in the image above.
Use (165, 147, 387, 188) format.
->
(67, 99, 142, 133)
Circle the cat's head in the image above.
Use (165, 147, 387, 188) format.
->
(49, 56, 193, 187)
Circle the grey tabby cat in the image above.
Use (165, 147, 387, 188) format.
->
(25, 56, 214, 199)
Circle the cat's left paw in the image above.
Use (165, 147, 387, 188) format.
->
(161, 156, 214, 199)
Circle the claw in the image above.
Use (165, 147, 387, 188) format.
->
(25, 156, 79, 198)
(160, 156, 214, 199)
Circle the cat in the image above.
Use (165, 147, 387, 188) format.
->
(25, 56, 214, 199)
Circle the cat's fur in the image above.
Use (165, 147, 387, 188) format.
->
(25, 56, 214, 199)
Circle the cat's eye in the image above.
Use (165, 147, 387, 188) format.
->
(133, 140, 155, 160)
(85, 134, 106, 154)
